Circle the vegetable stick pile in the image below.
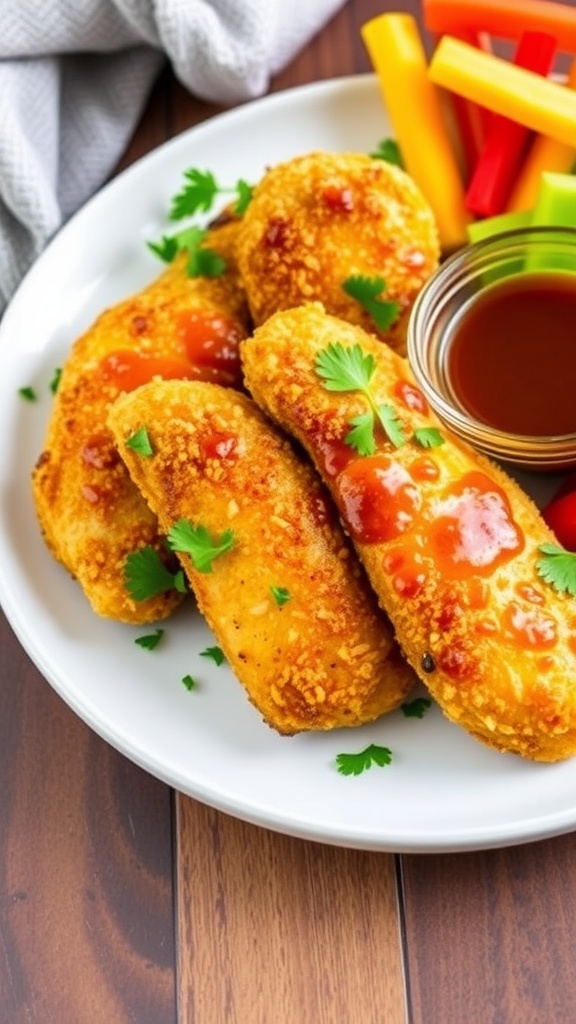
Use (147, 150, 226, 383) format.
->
(361, 0, 576, 252)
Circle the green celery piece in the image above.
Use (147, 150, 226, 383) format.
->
(527, 172, 576, 272)
(467, 209, 531, 245)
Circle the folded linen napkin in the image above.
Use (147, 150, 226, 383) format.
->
(0, 0, 345, 315)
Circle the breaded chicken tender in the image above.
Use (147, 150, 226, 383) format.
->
(107, 379, 414, 734)
(241, 304, 576, 762)
(32, 220, 250, 624)
(236, 151, 439, 353)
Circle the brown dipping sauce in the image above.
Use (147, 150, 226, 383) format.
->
(445, 271, 576, 437)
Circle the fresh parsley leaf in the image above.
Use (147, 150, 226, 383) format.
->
(342, 275, 400, 332)
(169, 168, 253, 221)
(413, 426, 444, 448)
(182, 674, 197, 691)
(50, 368, 62, 394)
(536, 543, 576, 595)
(147, 234, 180, 263)
(200, 645, 226, 666)
(271, 586, 291, 607)
(188, 245, 227, 278)
(316, 341, 375, 393)
(345, 411, 377, 456)
(377, 404, 406, 448)
(168, 520, 235, 573)
(315, 342, 407, 455)
(234, 179, 253, 215)
(126, 426, 154, 457)
(401, 697, 432, 719)
(125, 547, 186, 601)
(170, 169, 219, 220)
(135, 628, 165, 650)
(19, 386, 36, 401)
(335, 743, 393, 776)
(370, 138, 405, 168)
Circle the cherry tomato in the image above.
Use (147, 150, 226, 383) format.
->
(542, 490, 576, 551)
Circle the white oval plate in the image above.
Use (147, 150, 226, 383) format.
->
(0, 75, 572, 853)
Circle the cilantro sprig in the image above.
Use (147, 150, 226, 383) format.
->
(169, 169, 253, 220)
(148, 168, 252, 277)
(148, 225, 226, 278)
(315, 342, 405, 455)
(335, 743, 393, 776)
(370, 137, 405, 168)
(536, 543, 576, 596)
(271, 586, 291, 607)
(124, 547, 187, 601)
(342, 275, 400, 332)
(167, 520, 235, 574)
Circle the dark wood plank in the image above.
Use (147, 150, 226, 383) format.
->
(401, 836, 576, 1024)
(175, 799, 407, 1024)
(0, 614, 177, 1024)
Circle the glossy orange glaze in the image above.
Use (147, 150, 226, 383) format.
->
(334, 455, 421, 544)
(176, 310, 244, 388)
(99, 350, 194, 391)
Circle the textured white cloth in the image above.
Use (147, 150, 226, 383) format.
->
(0, 0, 345, 314)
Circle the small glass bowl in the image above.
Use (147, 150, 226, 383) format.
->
(407, 226, 576, 472)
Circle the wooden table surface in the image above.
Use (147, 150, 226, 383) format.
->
(4, 2, 576, 1022)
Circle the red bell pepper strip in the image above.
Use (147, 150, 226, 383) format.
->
(465, 31, 556, 217)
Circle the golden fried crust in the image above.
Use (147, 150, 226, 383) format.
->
(32, 221, 250, 624)
(236, 151, 439, 353)
(107, 380, 414, 734)
(241, 304, 576, 762)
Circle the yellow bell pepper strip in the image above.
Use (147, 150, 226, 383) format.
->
(428, 37, 576, 149)
(424, 0, 576, 53)
(465, 31, 557, 217)
(361, 13, 470, 251)
(507, 59, 576, 212)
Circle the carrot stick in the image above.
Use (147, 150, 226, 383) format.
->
(424, 0, 576, 53)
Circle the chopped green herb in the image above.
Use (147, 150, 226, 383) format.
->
(168, 520, 235, 573)
(342, 275, 400, 332)
(19, 386, 36, 401)
(536, 543, 576, 596)
(126, 426, 154, 457)
(335, 743, 393, 776)
(148, 224, 227, 279)
(401, 697, 432, 719)
(187, 245, 227, 278)
(169, 168, 253, 220)
(200, 645, 226, 666)
(413, 426, 445, 449)
(182, 674, 197, 691)
(50, 368, 62, 394)
(370, 138, 405, 168)
(315, 341, 406, 456)
(125, 547, 187, 601)
(134, 628, 165, 650)
(271, 586, 291, 607)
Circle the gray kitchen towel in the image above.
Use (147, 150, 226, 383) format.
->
(0, 0, 345, 314)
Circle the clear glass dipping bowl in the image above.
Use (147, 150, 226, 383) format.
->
(407, 226, 576, 472)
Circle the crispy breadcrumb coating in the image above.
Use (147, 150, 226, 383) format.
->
(107, 379, 414, 734)
(241, 303, 576, 762)
(32, 221, 250, 623)
(236, 151, 439, 353)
